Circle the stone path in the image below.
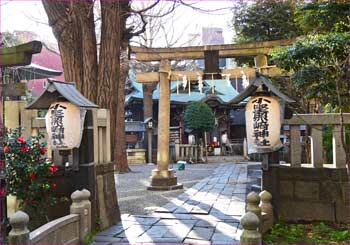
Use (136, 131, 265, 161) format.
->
(93, 163, 249, 244)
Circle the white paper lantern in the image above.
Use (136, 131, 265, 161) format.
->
(245, 96, 283, 154)
(45, 102, 86, 150)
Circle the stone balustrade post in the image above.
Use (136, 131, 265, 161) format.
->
(246, 192, 262, 220)
(70, 190, 89, 242)
(259, 190, 273, 217)
(246, 191, 262, 232)
(8, 211, 30, 245)
(332, 125, 346, 168)
(311, 125, 323, 168)
(259, 190, 274, 233)
(290, 125, 301, 167)
(175, 142, 180, 161)
(81, 189, 92, 234)
(240, 211, 262, 245)
(243, 138, 248, 159)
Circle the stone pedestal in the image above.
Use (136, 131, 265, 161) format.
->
(147, 169, 183, 190)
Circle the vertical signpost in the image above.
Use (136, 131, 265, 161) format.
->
(0, 41, 42, 244)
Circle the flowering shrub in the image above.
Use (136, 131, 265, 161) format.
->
(2, 127, 59, 213)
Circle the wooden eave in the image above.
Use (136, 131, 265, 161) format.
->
(130, 38, 296, 61)
(0, 41, 42, 67)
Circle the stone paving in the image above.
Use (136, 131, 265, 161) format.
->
(93, 163, 249, 244)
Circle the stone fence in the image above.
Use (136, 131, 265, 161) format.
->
(283, 113, 350, 168)
(261, 113, 350, 224)
(8, 190, 91, 245)
(240, 190, 274, 245)
(174, 143, 204, 163)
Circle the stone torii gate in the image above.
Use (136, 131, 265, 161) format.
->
(0, 40, 43, 243)
(130, 38, 295, 190)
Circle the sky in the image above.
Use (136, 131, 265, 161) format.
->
(1, 0, 236, 47)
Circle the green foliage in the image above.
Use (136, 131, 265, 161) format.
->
(184, 101, 215, 135)
(232, 0, 302, 42)
(231, 0, 302, 66)
(0, 32, 22, 47)
(272, 32, 350, 106)
(295, 2, 350, 34)
(264, 220, 350, 244)
(2, 127, 61, 216)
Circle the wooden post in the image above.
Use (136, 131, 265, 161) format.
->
(254, 54, 268, 68)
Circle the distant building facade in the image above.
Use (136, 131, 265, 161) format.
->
(198, 27, 226, 69)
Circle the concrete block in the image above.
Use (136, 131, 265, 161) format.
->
(279, 180, 294, 198)
(279, 201, 333, 221)
(295, 181, 319, 200)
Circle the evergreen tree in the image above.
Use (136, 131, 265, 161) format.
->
(184, 101, 215, 144)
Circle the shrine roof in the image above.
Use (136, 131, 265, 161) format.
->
(229, 73, 295, 104)
(126, 78, 245, 105)
(125, 121, 146, 132)
(26, 79, 98, 109)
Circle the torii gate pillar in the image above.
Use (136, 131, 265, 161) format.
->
(148, 59, 183, 190)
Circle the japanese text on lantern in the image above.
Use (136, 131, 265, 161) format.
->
(252, 97, 271, 146)
(50, 104, 67, 147)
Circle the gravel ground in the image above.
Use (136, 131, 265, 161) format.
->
(115, 162, 225, 215)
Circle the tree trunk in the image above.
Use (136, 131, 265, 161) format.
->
(44, 0, 131, 171)
(42, 1, 84, 88)
(115, 47, 130, 172)
(74, 1, 98, 103)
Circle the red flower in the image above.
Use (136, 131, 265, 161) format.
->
(29, 172, 36, 181)
(40, 147, 47, 155)
(0, 188, 6, 197)
(49, 165, 58, 174)
(3, 146, 10, 153)
(51, 183, 57, 189)
(17, 137, 25, 144)
(21, 146, 29, 153)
